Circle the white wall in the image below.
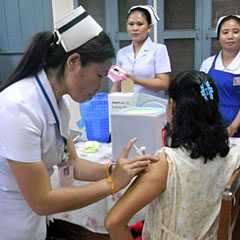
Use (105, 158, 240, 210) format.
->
(52, 0, 80, 130)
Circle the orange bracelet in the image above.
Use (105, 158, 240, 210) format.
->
(106, 175, 116, 194)
(104, 163, 109, 178)
(104, 163, 116, 194)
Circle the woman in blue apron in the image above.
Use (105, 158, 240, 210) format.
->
(200, 15, 240, 137)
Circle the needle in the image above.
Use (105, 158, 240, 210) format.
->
(133, 144, 146, 155)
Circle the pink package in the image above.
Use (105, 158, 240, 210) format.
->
(107, 65, 128, 82)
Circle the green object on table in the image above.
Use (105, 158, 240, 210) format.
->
(83, 141, 100, 153)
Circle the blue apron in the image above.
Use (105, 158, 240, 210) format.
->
(208, 54, 240, 137)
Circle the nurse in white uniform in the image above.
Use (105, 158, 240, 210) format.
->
(200, 15, 240, 137)
(111, 5, 171, 97)
(0, 6, 158, 240)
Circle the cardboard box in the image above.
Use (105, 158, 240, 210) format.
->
(121, 78, 134, 92)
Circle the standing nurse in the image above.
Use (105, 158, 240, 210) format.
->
(200, 15, 240, 137)
(0, 6, 157, 240)
(111, 5, 171, 97)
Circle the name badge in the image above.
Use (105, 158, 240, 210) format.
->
(58, 151, 73, 187)
(58, 163, 74, 187)
(233, 76, 240, 86)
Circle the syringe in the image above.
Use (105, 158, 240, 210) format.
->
(133, 144, 146, 155)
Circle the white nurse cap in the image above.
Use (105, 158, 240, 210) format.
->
(128, 5, 159, 25)
(216, 15, 240, 34)
(54, 6, 103, 52)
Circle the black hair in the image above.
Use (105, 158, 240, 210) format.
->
(167, 70, 229, 163)
(217, 15, 240, 39)
(0, 31, 115, 91)
(127, 7, 152, 25)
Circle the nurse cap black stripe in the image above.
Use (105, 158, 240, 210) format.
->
(54, 6, 103, 52)
(58, 11, 89, 34)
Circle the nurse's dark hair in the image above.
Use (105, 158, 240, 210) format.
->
(217, 15, 240, 39)
(167, 70, 229, 163)
(0, 31, 115, 91)
(127, 7, 152, 25)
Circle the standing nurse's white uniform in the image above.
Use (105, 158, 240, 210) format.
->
(117, 36, 171, 97)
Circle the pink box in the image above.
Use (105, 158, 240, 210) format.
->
(107, 65, 128, 82)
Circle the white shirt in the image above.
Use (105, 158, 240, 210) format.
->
(200, 50, 240, 74)
(117, 37, 171, 97)
(0, 70, 70, 240)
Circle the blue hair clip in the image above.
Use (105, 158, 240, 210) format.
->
(200, 81, 214, 101)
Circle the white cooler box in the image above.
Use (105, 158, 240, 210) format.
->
(108, 92, 167, 132)
(111, 106, 166, 161)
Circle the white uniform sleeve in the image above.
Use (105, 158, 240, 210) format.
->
(0, 103, 41, 162)
(155, 44, 171, 74)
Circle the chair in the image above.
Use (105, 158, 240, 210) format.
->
(218, 169, 240, 240)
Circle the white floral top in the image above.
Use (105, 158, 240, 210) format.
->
(142, 145, 240, 240)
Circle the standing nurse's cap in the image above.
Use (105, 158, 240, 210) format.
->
(54, 6, 103, 52)
(215, 15, 240, 33)
(128, 5, 159, 25)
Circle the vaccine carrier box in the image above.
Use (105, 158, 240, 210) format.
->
(108, 92, 138, 131)
(108, 92, 167, 132)
(111, 106, 166, 161)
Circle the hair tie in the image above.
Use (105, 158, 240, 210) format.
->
(49, 31, 60, 49)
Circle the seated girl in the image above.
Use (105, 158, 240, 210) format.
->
(105, 70, 240, 240)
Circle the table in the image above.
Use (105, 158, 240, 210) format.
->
(50, 141, 144, 234)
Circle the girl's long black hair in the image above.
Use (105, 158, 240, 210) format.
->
(168, 70, 229, 163)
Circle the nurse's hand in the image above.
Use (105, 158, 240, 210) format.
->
(112, 138, 159, 192)
(126, 73, 138, 84)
